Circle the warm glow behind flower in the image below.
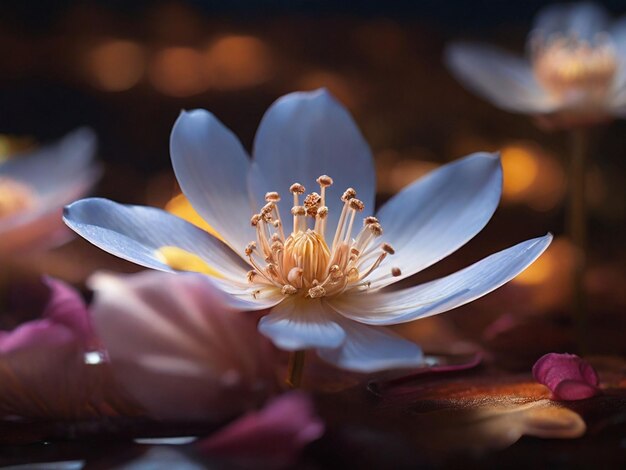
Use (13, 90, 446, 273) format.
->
(446, 2, 626, 129)
(64, 89, 551, 373)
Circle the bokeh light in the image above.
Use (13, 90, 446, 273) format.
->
(150, 47, 206, 97)
(501, 143, 567, 211)
(203, 35, 273, 90)
(86, 39, 145, 92)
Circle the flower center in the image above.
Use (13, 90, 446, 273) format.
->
(531, 34, 617, 105)
(0, 177, 36, 219)
(245, 175, 401, 299)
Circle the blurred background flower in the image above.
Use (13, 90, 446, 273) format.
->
(0, 129, 99, 256)
(446, 2, 626, 130)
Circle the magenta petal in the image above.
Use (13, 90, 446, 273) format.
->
(198, 392, 324, 467)
(532, 353, 599, 401)
(553, 380, 598, 401)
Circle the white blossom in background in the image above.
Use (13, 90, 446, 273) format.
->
(0, 128, 99, 255)
(446, 2, 626, 129)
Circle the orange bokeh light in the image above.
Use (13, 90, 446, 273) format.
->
(150, 47, 206, 97)
(203, 35, 273, 90)
(87, 39, 145, 92)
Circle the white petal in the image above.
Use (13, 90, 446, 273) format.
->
(532, 2, 609, 41)
(63, 198, 248, 284)
(316, 315, 423, 373)
(258, 297, 346, 351)
(170, 110, 254, 253)
(250, 89, 376, 234)
(371, 152, 502, 288)
(445, 43, 557, 114)
(89, 271, 278, 422)
(328, 234, 552, 326)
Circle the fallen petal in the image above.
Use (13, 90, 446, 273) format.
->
(532, 353, 600, 401)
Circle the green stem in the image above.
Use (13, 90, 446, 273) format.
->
(286, 350, 306, 388)
(568, 128, 588, 354)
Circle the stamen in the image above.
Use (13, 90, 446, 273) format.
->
(250, 214, 261, 226)
(343, 198, 364, 243)
(317, 174, 333, 207)
(308, 285, 326, 299)
(364, 216, 379, 226)
(245, 242, 257, 256)
(265, 192, 281, 202)
(281, 285, 298, 295)
(290, 183, 305, 209)
(391, 267, 402, 277)
(341, 188, 356, 202)
(246, 270, 257, 283)
(304, 192, 321, 208)
(381, 243, 395, 255)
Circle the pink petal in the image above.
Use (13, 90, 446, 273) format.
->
(198, 392, 324, 467)
(41, 277, 99, 350)
(532, 353, 600, 401)
(89, 271, 279, 422)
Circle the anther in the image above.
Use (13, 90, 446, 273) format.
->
(308, 285, 326, 299)
(381, 243, 395, 255)
(317, 206, 329, 218)
(245, 242, 257, 256)
(329, 265, 343, 280)
(368, 223, 383, 236)
(306, 206, 318, 218)
(317, 175, 333, 187)
(281, 285, 297, 295)
(391, 267, 402, 277)
(341, 188, 356, 202)
(261, 202, 275, 214)
(364, 216, 379, 226)
(350, 247, 360, 256)
(271, 233, 281, 242)
(291, 206, 306, 216)
(290, 183, 305, 194)
(304, 192, 321, 208)
(272, 220, 281, 228)
(266, 263, 279, 278)
(250, 214, 261, 226)
(246, 270, 257, 283)
(265, 191, 281, 202)
(349, 198, 364, 211)
(271, 241, 283, 252)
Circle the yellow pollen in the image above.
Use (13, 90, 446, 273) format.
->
(156, 246, 220, 277)
(0, 177, 37, 219)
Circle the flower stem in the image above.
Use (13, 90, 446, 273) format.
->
(568, 128, 588, 353)
(286, 350, 306, 388)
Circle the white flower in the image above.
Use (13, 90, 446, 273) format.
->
(0, 128, 99, 255)
(64, 89, 551, 373)
(446, 2, 626, 129)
